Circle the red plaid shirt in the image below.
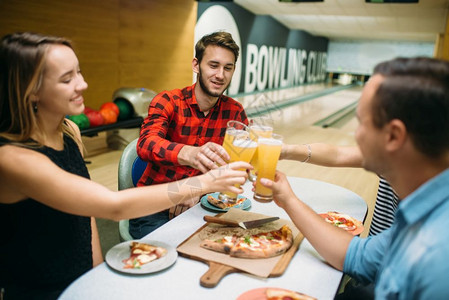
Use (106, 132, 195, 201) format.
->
(136, 84, 248, 186)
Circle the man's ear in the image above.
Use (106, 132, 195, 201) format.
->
(192, 58, 199, 74)
(385, 119, 407, 152)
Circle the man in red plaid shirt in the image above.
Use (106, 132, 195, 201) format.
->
(129, 31, 248, 238)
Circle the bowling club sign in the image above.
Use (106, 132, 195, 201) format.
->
(196, 3, 328, 96)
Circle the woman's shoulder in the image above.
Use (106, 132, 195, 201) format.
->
(0, 143, 45, 164)
(0, 143, 49, 194)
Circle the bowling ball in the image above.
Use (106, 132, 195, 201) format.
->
(69, 113, 90, 130)
(100, 102, 119, 116)
(84, 106, 95, 114)
(114, 98, 134, 121)
(100, 108, 118, 124)
(86, 110, 104, 127)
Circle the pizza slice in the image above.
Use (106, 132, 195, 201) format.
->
(199, 234, 238, 254)
(319, 211, 363, 235)
(200, 225, 293, 259)
(266, 288, 316, 300)
(122, 242, 167, 269)
(207, 194, 245, 209)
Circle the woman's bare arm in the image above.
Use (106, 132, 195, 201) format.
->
(0, 145, 250, 221)
(281, 143, 363, 168)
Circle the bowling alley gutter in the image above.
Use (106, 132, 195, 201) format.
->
(313, 100, 358, 128)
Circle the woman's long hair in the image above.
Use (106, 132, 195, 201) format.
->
(0, 32, 79, 146)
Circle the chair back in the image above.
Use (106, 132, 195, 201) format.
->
(117, 138, 147, 241)
(118, 138, 147, 190)
(131, 155, 147, 187)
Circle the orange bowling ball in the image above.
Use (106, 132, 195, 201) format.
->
(100, 102, 119, 116)
(100, 108, 117, 124)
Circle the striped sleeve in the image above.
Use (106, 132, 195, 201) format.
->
(368, 178, 399, 236)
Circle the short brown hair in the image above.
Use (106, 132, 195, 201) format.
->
(371, 57, 449, 157)
(195, 31, 239, 64)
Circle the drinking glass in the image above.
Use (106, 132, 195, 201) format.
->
(218, 121, 256, 202)
(221, 121, 248, 164)
(253, 133, 283, 203)
(248, 117, 274, 182)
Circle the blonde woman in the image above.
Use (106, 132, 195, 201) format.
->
(0, 32, 250, 299)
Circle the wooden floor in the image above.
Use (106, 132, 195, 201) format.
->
(84, 84, 379, 256)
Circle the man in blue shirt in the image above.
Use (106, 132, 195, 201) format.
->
(260, 57, 449, 299)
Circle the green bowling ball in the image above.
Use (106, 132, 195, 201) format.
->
(69, 113, 90, 130)
(114, 98, 134, 120)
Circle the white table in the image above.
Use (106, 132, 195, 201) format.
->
(60, 177, 367, 300)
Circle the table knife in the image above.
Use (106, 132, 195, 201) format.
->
(203, 215, 279, 229)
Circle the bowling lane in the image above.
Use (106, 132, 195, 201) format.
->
(260, 85, 364, 149)
(237, 83, 361, 120)
(240, 85, 363, 131)
(235, 82, 334, 110)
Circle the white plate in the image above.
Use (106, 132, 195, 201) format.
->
(105, 240, 177, 274)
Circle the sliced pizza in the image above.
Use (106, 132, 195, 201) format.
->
(200, 225, 293, 259)
(266, 288, 316, 300)
(319, 211, 364, 235)
(122, 242, 167, 269)
(207, 194, 245, 209)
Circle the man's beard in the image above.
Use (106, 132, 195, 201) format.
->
(198, 68, 230, 98)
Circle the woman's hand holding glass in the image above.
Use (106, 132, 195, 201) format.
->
(200, 161, 252, 197)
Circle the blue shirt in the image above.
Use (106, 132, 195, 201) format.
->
(344, 168, 449, 299)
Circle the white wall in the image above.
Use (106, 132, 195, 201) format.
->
(327, 40, 435, 75)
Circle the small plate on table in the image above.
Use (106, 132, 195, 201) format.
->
(105, 240, 177, 274)
(200, 192, 251, 212)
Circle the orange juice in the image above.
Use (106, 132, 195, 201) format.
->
(223, 138, 257, 199)
(228, 137, 257, 163)
(222, 128, 248, 164)
(250, 125, 273, 139)
(254, 136, 283, 202)
(249, 125, 273, 180)
(218, 120, 249, 202)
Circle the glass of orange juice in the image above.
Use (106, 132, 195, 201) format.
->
(219, 121, 256, 202)
(248, 117, 273, 181)
(253, 133, 283, 203)
(221, 121, 248, 164)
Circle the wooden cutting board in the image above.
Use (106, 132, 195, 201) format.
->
(177, 220, 304, 288)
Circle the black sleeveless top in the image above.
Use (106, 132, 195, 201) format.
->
(0, 135, 93, 298)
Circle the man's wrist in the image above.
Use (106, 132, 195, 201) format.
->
(177, 144, 192, 166)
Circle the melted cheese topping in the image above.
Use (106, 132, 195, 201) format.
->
(137, 253, 157, 264)
(224, 236, 233, 243)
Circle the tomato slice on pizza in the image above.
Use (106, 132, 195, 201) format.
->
(122, 242, 167, 269)
(319, 211, 364, 235)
